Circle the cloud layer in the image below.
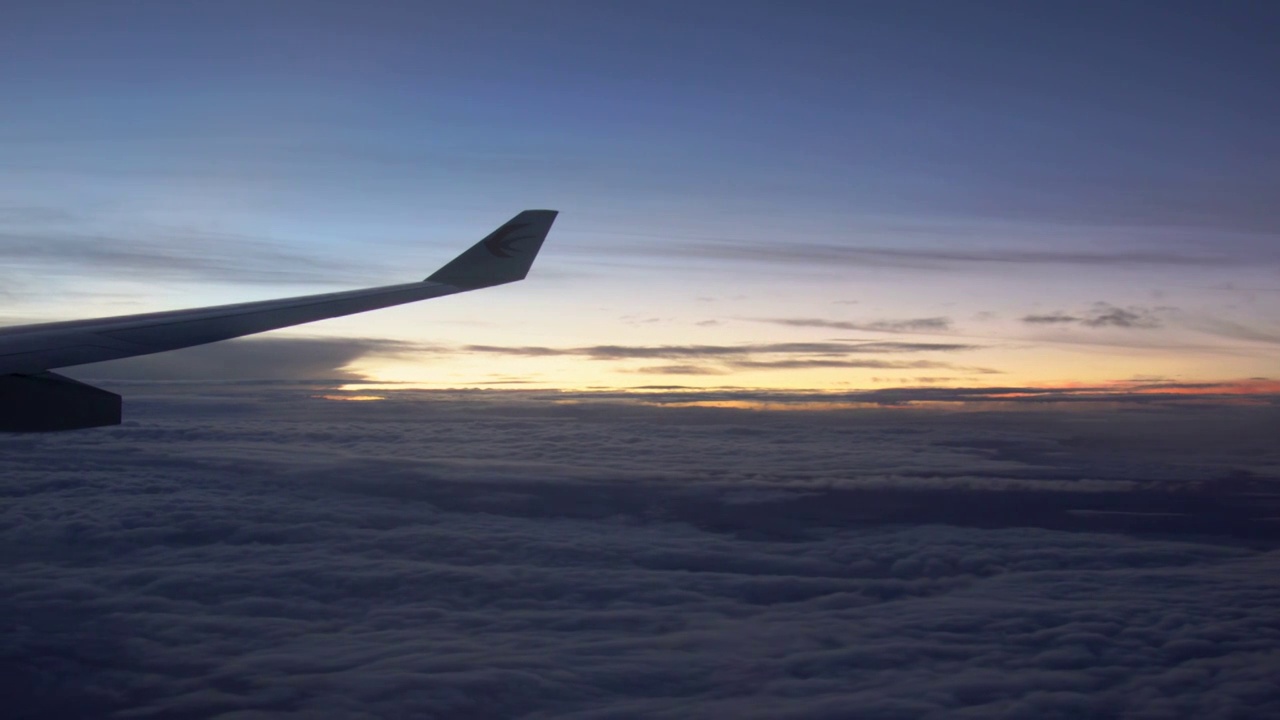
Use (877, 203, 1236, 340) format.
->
(2, 388, 1278, 718)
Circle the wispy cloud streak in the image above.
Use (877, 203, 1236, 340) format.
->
(462, 341, 976, 359)
(629, 240, 1236, 270)
(756, 317, 954, 333)
(456, 340, 985, 374)
(0, 229, 387, 286)
(1021, 303, 1163, 329)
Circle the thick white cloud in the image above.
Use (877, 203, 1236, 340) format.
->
(2, 388, 1277, 718)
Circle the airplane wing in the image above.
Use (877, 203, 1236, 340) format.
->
(0, 209, 558, 431)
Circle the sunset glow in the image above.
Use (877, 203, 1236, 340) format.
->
(2, 2, 1276, 406)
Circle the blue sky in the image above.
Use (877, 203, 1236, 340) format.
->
(3, 0, 1278, 392)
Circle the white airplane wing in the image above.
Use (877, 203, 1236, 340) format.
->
(0, 209, 558, 431)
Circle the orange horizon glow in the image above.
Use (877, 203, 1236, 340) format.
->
(321, 376, 1280, 412)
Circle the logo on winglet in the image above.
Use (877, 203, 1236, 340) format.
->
(484, 222, 532, 258)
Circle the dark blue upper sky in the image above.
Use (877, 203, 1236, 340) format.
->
(6, 0, 1276, 224)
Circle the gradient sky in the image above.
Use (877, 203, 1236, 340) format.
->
(3, 0, 1278, 394)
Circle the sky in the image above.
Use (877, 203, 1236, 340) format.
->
(2, 0, 1278, 397)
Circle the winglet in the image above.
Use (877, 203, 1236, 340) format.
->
(426, 210, 558, 289)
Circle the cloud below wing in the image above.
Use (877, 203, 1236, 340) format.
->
(62, 336, 420, 382)
(2, 388, 1278, 717)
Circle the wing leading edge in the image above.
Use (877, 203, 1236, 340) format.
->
(0, 209, 557, 430)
